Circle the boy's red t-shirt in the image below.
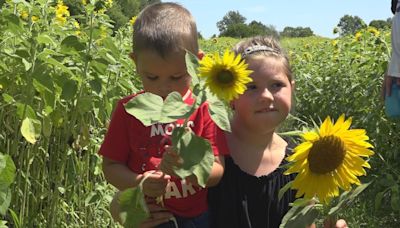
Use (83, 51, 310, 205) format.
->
(99, 90, 228, 218)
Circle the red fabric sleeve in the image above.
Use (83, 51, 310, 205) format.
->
(98, 99, 130, 163)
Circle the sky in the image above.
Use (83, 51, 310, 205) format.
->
(175, 0, 393, 39)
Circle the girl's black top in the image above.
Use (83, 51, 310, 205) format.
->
(208, 147, 297, 228)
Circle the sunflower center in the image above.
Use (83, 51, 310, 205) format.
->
(308, 135, 346, 174)
(217, 70, 234, 85)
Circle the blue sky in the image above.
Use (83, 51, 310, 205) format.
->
(176, 0, 392, 38)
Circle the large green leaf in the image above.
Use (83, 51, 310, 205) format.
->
(124, 93, 164, 126)
(60, 36, 86, 54)
(0, 190, 11, 216)
(280, 198, 320, 228)
(206, 91, 231, 132)
(0, 153, 16, 190)
(328, 182, 372, 215)
(20, 117, 41, 144)
(119, 188, 150, 228)
(61, 80, 78, 100)
(160, 92, 192, 122)
(124, 92, 192, 126)
(185, 52, 200, 85)
(170, 128, 214, 187)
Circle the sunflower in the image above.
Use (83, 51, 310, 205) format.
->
(284, 114, 374, 204)
(198, 50, 253, 102)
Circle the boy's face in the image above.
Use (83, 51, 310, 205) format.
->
(133, 50, 191, 98)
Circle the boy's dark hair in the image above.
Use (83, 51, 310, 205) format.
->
(132, 2, 199, 58)
(233, 36, 293, 81)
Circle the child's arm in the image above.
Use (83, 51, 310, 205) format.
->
(204, 155, 225, 187)
(103, 157, 170, 197)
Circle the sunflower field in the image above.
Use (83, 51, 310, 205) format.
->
(0, 0, 399, 227)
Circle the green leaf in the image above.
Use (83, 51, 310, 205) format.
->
(21, 58, 32, 71)
(171, 128, 214, 187)
(0, 189, 11, 216)
(328, 182, 372, 215)
(278, 181, 293, 201)
(119, 188, 150, 228)
(4, 14, 23, 35)
(2, 94, 14, 104)
(125, 92, 192, 126)
(160, 92, 192, 122)
(185, 52, 200, 85)
(280, 199, 319, 228)
(60, 36, 86, 54)
(36, 34, 56, 46)
(208, 100, 231, 132)
(16, 103, 36, 120)
(89, 78, 102, 94)
(124, 93, 164, 126)
(44, 58, 74, 76)
(0, 153, 16, 190)
(61, 80, 78, 100)
(20, 117, 42, 144)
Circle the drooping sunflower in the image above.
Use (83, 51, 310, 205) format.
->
(198, 49, 253, 102)
(284, 114, 374, 204)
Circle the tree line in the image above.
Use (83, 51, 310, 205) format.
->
(214, 11, 392, 39)
(62, 1, 392, 38)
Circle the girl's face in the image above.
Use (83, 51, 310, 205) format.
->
(232, 56, 294, 133)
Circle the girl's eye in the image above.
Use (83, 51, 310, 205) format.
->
(271, 82, 284, 89)
(147, 75, 158, 81)
(171, 75, 183, 81)
(246, 84, 257, 90)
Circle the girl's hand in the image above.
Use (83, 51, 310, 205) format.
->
(160, 145, 183, 177)
(141, 170, 170, 197)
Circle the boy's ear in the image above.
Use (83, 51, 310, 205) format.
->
(291, 80, 295, 91)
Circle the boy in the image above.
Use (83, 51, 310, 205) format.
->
(99, 2, 227, 227)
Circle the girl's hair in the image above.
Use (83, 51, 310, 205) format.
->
(132, 2, 199, 58)
(233, 36, 293, 81)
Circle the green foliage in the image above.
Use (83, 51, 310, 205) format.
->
(216, 10, 246, 34)
(280, 26, 314, 38)
(369, 19, 391, 30)
(337, 14, 367, 36)
(119, 187, 149, 227)
(124, 92, 192, 126)
(217, 11, 278, 38)
(170, 128, 214, 187)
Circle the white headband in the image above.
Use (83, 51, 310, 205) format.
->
(241, 45, 280, 58)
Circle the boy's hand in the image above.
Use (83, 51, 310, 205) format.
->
(160, 145, 183, 177)
(141, 170, 170, 197)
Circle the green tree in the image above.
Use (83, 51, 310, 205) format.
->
(337, 15, 366, 36)
(369, 19, 391, 30)
(217, 11, 246, 34)
(220, 23, 250, 38)
(247, 20, 279, 38)
(280, 26, 314, 37)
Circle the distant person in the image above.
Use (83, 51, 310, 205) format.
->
(383, 0, 400, 117)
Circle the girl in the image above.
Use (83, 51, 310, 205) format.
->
(208, 36, 347, 228)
